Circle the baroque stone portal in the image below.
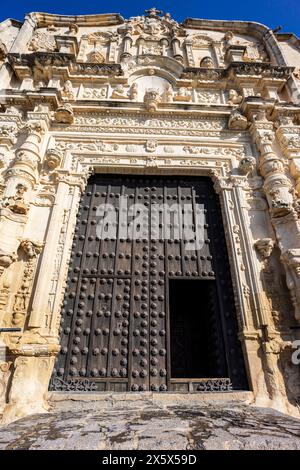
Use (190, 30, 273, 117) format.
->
(0, 8, 300, 424)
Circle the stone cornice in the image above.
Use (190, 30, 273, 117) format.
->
(29, 12, 124, 28)
(8, 52, 124, 80)
(9, 53, 293, 84)
(227, 62, 294, 80)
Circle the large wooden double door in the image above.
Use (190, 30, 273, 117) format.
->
(50, 175, 248, 392)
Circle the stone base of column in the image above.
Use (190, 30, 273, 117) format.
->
(1, 341, 59, 425)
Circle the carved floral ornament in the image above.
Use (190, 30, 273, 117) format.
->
(55, 138, 246, 159)
(28, 30, 57, 52)
(72, 114, 227, 131)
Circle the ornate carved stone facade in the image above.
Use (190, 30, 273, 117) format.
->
(0, 8, 299, 424)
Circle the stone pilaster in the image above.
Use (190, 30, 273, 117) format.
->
(28, 172, 88, 329)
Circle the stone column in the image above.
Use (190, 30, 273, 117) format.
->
(121, 34, 132, 59)
(171, 38, 183, 62)
(4, 121, 45, 196)
(0, 111, 21, 190)
(160, 38, 169, 58)
(275, 114, 300, 196)
(250, 109, 300, 322)
(0, 121, 46, 277)
(250, 110, 294, 218)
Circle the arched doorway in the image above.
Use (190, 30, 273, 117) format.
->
(50, 174, 248, 392)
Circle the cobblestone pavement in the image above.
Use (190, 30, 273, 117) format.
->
(0, 395, 300, 450)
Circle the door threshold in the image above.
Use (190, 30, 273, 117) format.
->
(49, 390, 253, 404)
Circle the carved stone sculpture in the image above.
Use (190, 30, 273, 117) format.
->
(45, 148, 62, 170)
(54, 104, 74, 124)
(200, 56, 214, 68)
(130, 83, 138, 100)
(228, 89, 243, 105)
(228, 109, 248, 130)
(173, 87, 191, 102)
(143, 89, 162, 111)
(165, 84, 173, 103)
(255, 238, 275, 259)
(61, 80, 75, 101)
(111, 85, 129, 99)
(239, 156, 256, 175)
(4, 184, 28, 215)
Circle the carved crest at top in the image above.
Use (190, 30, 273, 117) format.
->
(120, 8, 185, 40)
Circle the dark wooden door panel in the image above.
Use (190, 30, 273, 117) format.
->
(50, 175, 248, 392)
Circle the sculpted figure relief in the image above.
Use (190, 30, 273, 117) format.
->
(111, 85, 129, 99)
(173, 87, 192, 102)
(54, 103, 74, 124)
(228, 89, 243, 105)
(200, 56, 214, 68)
(143, 88, 162, 111)
(4, 184, 28, 215)
(165, 84, 173, 103)
(130, 83, 138, 100)
(61, 80, 75, 101)
(228, 109, 248, 130)
(255, 238, 275, 259)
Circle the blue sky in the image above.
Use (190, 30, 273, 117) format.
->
(1, 1, 300, 36)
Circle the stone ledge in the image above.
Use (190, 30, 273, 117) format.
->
(49, 390, 254, 403)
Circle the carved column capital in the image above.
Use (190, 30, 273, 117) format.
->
(54, 170, 89, 191)
(20, 121, 46, 143)
(0, 124, 18, 146)
(212, 175, 233, 194)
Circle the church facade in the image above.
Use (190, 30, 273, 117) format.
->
(0, 8, 300, 424)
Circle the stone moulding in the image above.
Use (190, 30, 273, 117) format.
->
(8, 53, 294, 81)
(8, 52, 123, 78)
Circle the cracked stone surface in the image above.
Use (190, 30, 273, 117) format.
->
(0, 397, 300, 450)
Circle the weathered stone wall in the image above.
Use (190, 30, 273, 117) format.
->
(0, 8, 299, 424)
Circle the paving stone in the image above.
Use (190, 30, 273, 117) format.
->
(0, 398, 300, 450)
